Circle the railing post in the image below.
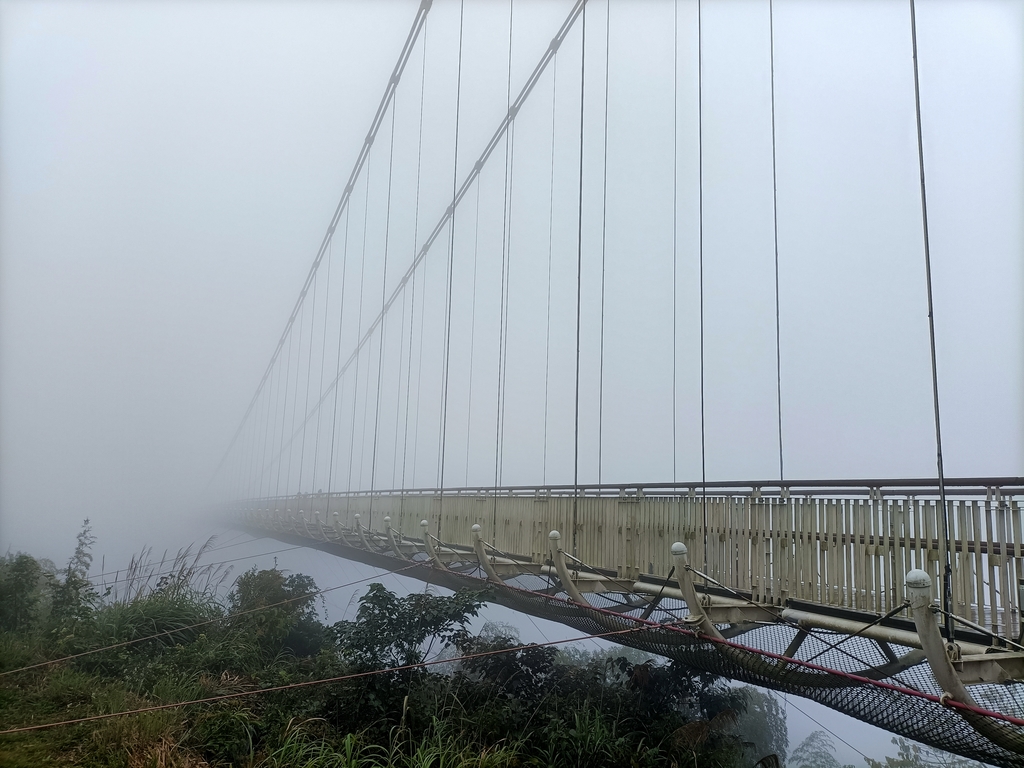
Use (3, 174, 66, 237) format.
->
(549, 530, 587, 605)
(472, 524, 501, 582)
(671, 542, 720, 638)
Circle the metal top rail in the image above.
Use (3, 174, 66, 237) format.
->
(240, 477, 1024, 504)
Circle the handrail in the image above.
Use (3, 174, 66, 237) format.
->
(235, 477, 1024, 505)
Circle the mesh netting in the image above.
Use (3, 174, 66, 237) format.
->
(246, 517, 1024, 767)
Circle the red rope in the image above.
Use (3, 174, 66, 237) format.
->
(493, 578, 1024, 728)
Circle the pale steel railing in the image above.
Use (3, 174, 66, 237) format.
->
(237, 478, 1024, 639)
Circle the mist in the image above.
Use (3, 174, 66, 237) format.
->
(1, 1, 1021, 763)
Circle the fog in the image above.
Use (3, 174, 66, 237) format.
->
(1, 0, 1021, 762)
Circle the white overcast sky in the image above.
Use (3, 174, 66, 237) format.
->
(1, 1, 1021, 762)
(3, 0, 1020, 559)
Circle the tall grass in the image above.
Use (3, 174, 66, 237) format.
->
(254, 718, 523, 768)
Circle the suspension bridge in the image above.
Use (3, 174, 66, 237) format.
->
(211, 1, 1024, 764)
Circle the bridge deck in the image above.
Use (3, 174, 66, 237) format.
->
(232, 483, 1024, 767)
(237, 479, 1024, 638)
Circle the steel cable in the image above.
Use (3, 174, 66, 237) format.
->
(572, 0, 587, 559)
(436, 0, 466, 535)
(368, 97, 400, 521)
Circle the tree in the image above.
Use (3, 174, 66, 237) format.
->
(0, 553, 44, 632)
(333, 583, 485, 669)
(50, 520, 99, 637)
(735, 688, 788, 765)
(866, 737, 986, 768)
(789, 730, 856, 768)
(228, 566, 325, 657)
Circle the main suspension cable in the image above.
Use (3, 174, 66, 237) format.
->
(210, 1, 433, 488)
(267, 1, 589, 472)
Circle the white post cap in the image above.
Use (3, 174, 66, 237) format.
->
(906, 569, 932, 589)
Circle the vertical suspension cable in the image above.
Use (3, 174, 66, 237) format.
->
(572, 1, 587, 557)
(496, 0, 516, 488)
(543, 56, 558, 487)
(284, 298, 306, 496)
(265, 332, 283, 499)
(297, 271, 319, 494)
(258, 351, 278, 500)
(246, 391, 259, 498)
(401, 24, 429, 495)
(310, 237, 334, 495)
(346, 165, 372, 499)
(400, 271, 418, 490)
(672, 0, 679, 484)
(493, 0, 516, 538)
(391, 272, 409, 489)
(245, 386, 263, 500)
(768, 0, 784, 484)
(369, 99, 400, 519)
(437, 0, 466, 525)
(357, 335, 373, 489)
(597, 0, 611, 486)
(465, 180, 482, 485)
(497, 178, 517, 496)
(697, 0, 708, 572)
(273, 321, 295, 498)
(410, 231, 429, 489)
(325, 205, 353, 519)
(909, 0, 953, 637)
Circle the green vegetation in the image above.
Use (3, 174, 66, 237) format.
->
(0, 522, 876, 768)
